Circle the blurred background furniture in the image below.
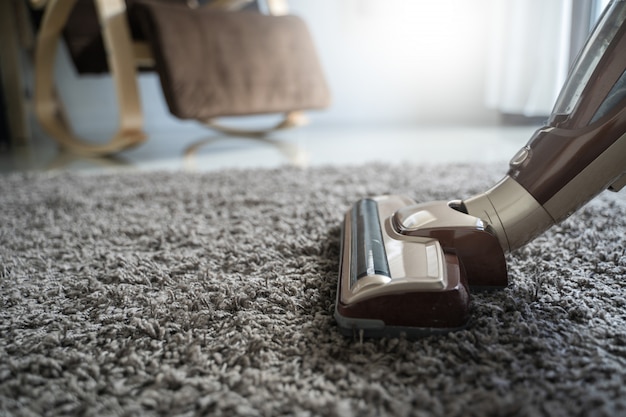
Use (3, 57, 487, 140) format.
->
(0, 0, 34, 149)
(30, 0, 330, 156)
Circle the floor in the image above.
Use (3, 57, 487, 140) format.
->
(0, 124, 540, 175)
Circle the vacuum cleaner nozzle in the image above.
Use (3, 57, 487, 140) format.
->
(335, 0, 626, 338)
(335, 195, 506, 338)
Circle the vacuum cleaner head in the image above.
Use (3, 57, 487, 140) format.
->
(335, 0, 626, 338)
(335, 196, 506, 338)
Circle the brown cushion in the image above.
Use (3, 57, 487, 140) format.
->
(133, 1, 331, 119)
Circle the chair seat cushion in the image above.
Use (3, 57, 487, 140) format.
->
(133, 1, 331, 120)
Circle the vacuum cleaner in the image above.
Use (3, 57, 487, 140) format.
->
(335, 0, 626, 338)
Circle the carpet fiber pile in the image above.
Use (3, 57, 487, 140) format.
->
(1, 163, 626, 416)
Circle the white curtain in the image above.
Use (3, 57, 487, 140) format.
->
(485, 0, 574, 117)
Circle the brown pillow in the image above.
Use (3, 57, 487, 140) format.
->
(133, 1, 331, 120)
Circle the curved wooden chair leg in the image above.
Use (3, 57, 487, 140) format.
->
(34, 0, 146, 156)
(203, 110, 309, 138)
(182, 133, 309, 171)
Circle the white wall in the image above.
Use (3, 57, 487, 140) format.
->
(56, 0, 501, 135)
(289, 0, 499, 126)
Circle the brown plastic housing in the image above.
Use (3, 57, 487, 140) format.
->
(508, 3, 626, 221)
(509, 114, 626, 221)
(336, 253, 470, 330)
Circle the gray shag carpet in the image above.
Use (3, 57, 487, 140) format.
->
(1, 162, 626, 417)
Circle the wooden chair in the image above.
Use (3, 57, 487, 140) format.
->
(31, 0, 329, 156)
